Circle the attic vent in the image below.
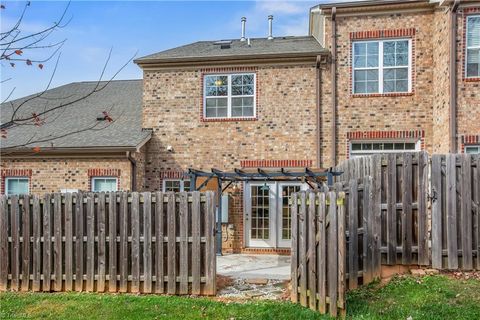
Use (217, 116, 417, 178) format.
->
(214, 40, 232, 49)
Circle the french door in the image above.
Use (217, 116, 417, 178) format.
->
(244, 182, 306, 248)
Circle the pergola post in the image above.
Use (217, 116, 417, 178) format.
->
(216, 178, 223, 256)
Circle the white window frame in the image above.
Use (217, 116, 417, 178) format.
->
(162, 179, 190, 192)
(91, 177, 118, 192)
(5, 177, 29, 195)
(465, 144, 480, 154)
(352, 38, 413, 94)
(465, 15, 480, 78)
(203, 73, 256, 119)
(349, 139, 420, 158)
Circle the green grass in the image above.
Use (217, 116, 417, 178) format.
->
(1, 275, 479, 319)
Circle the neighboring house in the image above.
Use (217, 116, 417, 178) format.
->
(0, 80, 150, 195)
(1, 0, 479, 254)
(309, 0, 480, 164)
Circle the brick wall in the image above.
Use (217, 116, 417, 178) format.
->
(457, 7, 480, 148)
(432, 9, 451, 153)
(0, 156, 133, 194)
(142, 64, 318, 190)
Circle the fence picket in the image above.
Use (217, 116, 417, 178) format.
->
(21, 195, 30, 291)
(53, 193, 62, 291)
(108, 191, 117, 292)
(74, 192, 83, 292)
(418, 151, 429, 265)
(386, 154, 397, 265)
(86, 194, 95, 292)
(317, 192, 326, 313)
(0, 195, 8, 290)
(143, 192, 153, 293)
(402, 153, 413, 265)
(299, 192, 307, 307)
(461, 155, 473, 270)
(98, 192, 106, 292)
(431, 155, 443, 269)
(327, 191, 338, 317)
(43, 194, 52, 292)
(290, 193, 298, 303)
(65, 193, 73, 291)
(475, 156, 480, 270)
(167, 192, 176, 294)
(446, 154, 459, 269)
(205, 191, 216, 295)
(191, 192, 201, 295)
(131, 192, 140, 292)
(179, 192, 189, 294)
(32, 195, 41, 291)
(119, 192, 128, 292)
(155, 192, 164, 294)
(308, 191, 317, 311)
(348, 180, 358, 289)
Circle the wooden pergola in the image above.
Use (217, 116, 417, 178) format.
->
(187, 167, 343, 255)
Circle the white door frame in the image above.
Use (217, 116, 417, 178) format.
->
(277, 182, 307, 248)
(244, 181, 308, 249)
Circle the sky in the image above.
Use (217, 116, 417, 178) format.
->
(1, 0, 347, 101)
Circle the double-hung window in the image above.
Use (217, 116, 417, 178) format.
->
(162, 179, 191, 192)
(204, 73, 255, 119)
(5, 177, 29, 195)
(466, 15, 480, 78)
(353, 39, 411, 94)
(91, 177, 118, 192)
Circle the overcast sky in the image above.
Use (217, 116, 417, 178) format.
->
(1, 0, 351, 101)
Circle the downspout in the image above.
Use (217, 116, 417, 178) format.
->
(316, 55, 322, 168)
(127, 151, 137, 191)
(449, 0, 460, 153)
(331, 7, 337, 166)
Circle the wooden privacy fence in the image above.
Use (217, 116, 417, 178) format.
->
(291, 178, 384, 317)
(0, 191, 216, 295)
(431, 154, 480, 271)
(335, 152, 429, 266)
(291, 189, 347, 317)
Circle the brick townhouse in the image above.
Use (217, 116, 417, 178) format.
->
(1, 0, 479, 254)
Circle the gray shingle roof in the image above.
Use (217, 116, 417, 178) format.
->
(135, 36, 326, 64)
(1, 80, 150, 151)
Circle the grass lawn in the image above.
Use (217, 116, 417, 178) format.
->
(1, 275, 480, 319)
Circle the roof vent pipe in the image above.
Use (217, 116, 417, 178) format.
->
(267, 15, 273, 40)
(240, 17, 246, 41)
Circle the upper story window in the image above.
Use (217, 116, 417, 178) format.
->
(465, 145, 480, 154)
(5, 177, 29, 195)
(162, 179, 191, 192)
(466, 15, 480, 78)
(350, 140, 419, 158)
(91, 177, 118, 192)
(204, 73, 256, 119)
(353, 39, 412, 94)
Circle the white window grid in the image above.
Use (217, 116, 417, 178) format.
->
(203, 73, 256, 119)
(4, 177, 29, 195)
(465, 145, 480, 154)
(162, 179, 190, 192)
(91, 177, 118, 192)
(466, 15, 480, 78)
(352, 38, 413, 94)
(349, 140, 420, 157)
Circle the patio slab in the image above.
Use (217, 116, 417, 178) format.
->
(217, 254, 291, 280)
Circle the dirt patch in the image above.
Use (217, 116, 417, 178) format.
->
(216, 275, 235, 291)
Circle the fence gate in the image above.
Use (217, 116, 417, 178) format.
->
(0, 191, 216, 295)
(291, 189, 347, 317)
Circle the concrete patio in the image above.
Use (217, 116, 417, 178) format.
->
(217, 254, 291, 280)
